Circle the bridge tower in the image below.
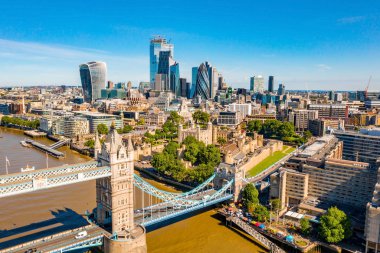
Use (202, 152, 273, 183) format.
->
(214, 163, 244, 202)
(95, 126, 147, 253)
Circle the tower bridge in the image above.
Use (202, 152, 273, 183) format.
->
(0, 127, 279, 253)
(0, 128, 239, 253)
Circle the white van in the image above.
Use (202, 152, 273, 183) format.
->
(75, 231, 88, 239)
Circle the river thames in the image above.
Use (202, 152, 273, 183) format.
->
(0, 127, 266, 253)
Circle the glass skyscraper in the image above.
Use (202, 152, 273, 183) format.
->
(157, 50, 180, 95)
(150, 36, 174, 84)
(79, 61, 107, 103)
(250, 75, 264, 93)
(195, 63, 211, 100)
(268, 75, 274, 93)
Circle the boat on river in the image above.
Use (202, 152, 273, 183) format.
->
(21, 164, 35, 172)
(20, 140, 31, 147)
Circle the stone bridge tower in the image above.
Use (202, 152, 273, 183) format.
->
(214, 163, 244, 202)
(94, 128, 147, 253)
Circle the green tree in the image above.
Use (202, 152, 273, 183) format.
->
(217, 137, 227, 145)
(167, 111, 184, 125)
(151, 153, 170, 172)
(189, 163, 214, 183)
(184, 142, 201, 164)
(252, 204, 270, 222)
(304, 130, 313, 140)
(319, 206, 352, 243)
(192, 110, 210, 124)
(247, 120, 262, 133)
(164, 141, 180, 156)
(278, 122, 294, 138)
(137, 118, 145, 125)
(270, 198, 281, 212)
(122, 125, 133, 133)
(242, 183, 259, 207)
(183, 136, 197, 146)
(300, 218, 312, 235)
(97, 123, 109, 135)
(260, 120, 281, 138)
(198, 145, 221, 167)
(84, 139, 95, 149)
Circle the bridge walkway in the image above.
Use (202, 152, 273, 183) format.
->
(219, 210, 286, 253)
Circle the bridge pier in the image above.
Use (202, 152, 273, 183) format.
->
(103, 225, 147, 253)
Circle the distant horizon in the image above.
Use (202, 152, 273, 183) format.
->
(1, 84, 376, 93)
(0, 1, 379, 90)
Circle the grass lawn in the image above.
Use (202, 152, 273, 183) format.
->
(247, 146, 295, 177)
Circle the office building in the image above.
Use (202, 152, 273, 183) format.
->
(365, 170, 380, 253)
(275, 135, 379, 211)
(195, 63, 211, 100)
(288, 109, 319, 132)
(63, 117, 89, 138)
(328, 91, 335, 101)
(308, 104, 348, 119)
(334, 93, 343, 102)
(250, 75, 264, 93)
(278, 84, 285, 95)
(308, 118, 344, 136)
(75, 111, 122, 133)
(228, 103, 252, 118)
(179, 78, 187, 97)
(365, 91, 380, 109)
(334, 128, 380, 165)
(150, 36, 174, 84)
(156, 50, 180, 95)
(101, 88, 127, 99)
(217, 112, 242, 126)
(79, 61, 107, 103)
(268, 76, 274, 93)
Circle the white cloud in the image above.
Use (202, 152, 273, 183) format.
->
(337, 16, 366, 24)
(0, 39, 148, 86)
(316, 64, 332, 71)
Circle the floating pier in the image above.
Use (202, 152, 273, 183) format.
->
(25, 139, 65, 158)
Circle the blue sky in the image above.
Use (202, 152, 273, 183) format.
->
(0, 0, 379, 90)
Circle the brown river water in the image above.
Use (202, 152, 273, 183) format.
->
(0, 127, 266, 253)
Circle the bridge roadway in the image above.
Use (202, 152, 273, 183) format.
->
(1, 225, 109, 253)
(134, 189, 233, 227)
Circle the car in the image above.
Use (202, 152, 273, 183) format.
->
(75, 231, 88, 239)
(25, 248, 37, 253)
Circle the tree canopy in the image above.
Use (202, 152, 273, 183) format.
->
(1, 116, 40, 129)
(242, 183, 259, 207)
(192, 110, 210, 124)
(97, 123, 109, 135)
(151, 136, 221, 184)
(300, 218, 312, 235)
(246, 119, 309, 145)
(319, 206, 352, 243)
(252, 204, 270, 222)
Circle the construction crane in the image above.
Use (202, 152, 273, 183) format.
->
(365, 75, 372, 98)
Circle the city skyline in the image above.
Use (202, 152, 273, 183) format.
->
(0, 0, 380, 90)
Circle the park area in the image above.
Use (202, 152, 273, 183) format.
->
(247, 145, 295, 177)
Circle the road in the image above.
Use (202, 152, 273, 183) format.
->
(2, 225, 108, 253)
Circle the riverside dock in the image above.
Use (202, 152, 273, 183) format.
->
(25, 139, 65, 158)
